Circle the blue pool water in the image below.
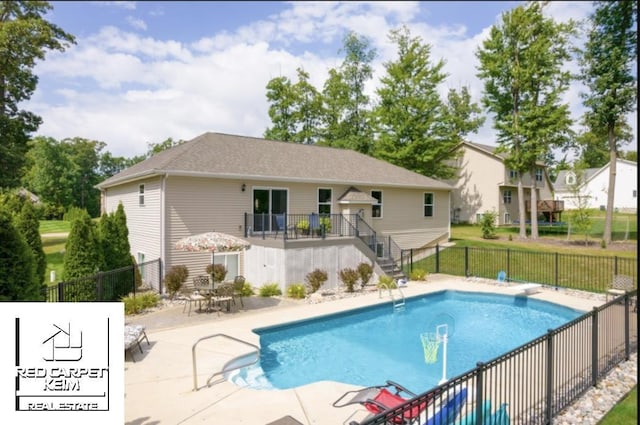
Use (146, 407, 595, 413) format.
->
(229, 291, 583, 392)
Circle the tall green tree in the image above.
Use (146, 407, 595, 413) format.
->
(62, 137, 105, 217)
(22, 136, 75, 211)
(62, 209, 102, 280)
(15, 200, 46, 284)
(320, 31, 376, 154)
(264, 68, 323, 144)
(574, 115, 633, 168)
(0, 1, 75, 188)
(579, 0, 637, 245)
(476, 2, 575, 239)
(373, 26, 475, 179)
(0, 208, 42, 300)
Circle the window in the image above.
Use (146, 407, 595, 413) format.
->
(138, 184, 145, 206)
(503, 190, 512, 204)
(535, 168, 543, 182)
(318, 188, 332, 215)
(371, 190, 382, 218)
(212, 253, 239, 279)
(509, 169, 518, 179)
(504, 213, 511, 224)
(566, 173, 576, 185)
(633, 190, 637, 198)
(423, 193, 434, 217)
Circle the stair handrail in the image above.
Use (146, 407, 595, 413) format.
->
(354, 215, 377, 255)
(192, 333, 260, 391)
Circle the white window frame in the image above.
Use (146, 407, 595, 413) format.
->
(504, 213, 511, 224)
(633, 190, 637, 198)
(509, 169, 518, 179)
(535, 168, 543, 182)
(423, 192, 434, 217)
(211, 252, 240, 280)
(371, 190, 383, 219)
(503, 190, 512, 204)
(137, 252, 145, 279)
(318, 188, 332, 215)
(138, 184, 145, 206)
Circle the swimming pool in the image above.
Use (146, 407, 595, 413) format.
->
(228, 290, 583, 392)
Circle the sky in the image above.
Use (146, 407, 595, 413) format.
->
(24, 1, 637, 159)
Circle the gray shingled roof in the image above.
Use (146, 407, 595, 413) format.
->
(98, 132, 452, 190)
(554, 167, 605, 191)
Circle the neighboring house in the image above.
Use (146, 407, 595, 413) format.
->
(554, 159, 638, 213)
(97, 132, 453, 292)
(447, 142, 560, 225)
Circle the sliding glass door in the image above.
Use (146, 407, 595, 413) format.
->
(253, 188, 287, 232)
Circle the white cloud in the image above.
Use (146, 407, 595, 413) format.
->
(95, 1, 136, 11)
(126, 16, 147, 31)
(26, 1, 636, 159)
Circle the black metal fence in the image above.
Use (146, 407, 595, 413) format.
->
(402, 245, 637, 293)
(45, 259, 162, 302)
(356, 291, 638, 425)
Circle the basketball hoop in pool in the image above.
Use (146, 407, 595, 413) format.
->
(420, 314, 455, 385)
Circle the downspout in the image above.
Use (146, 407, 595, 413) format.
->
(160, 173, 167, 292)
(447, 190, 451, 240)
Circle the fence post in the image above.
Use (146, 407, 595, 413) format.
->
(614, 256, 618, 275)
(244, 212, 247, 237)
(464, 246, 469, 277)
(57, 282, 64, 302)
(97, 272, 104, 301)
(624, 294, 630, 360)
(410, 249, 414, 273)
(475, 362, 485, 425)
(545, 329, 554, 425)
(591, 307, 599, 386)
(554, 252, 559, 289)
(435, 245, 440, 274)
(507, 249, 510, 280)
(158, 259, 163, 295)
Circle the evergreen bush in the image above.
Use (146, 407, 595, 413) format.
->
(15, 201, 47, 285)
(0, 209, 41, 300)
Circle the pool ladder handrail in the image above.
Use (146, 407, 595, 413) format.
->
(389, 287, 405, 311)
(192, 333, 260, 391)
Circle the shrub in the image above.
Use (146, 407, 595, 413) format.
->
(122, 291, 159, 315)
(286, 283, 306, 299)
(259, 283, 282, 297)
(480, 210, 498, 239)
(296, 219, 310, 234)
(377, 275, 396, 289)
(357, 262, 373, 287)
(63, 206, 88, 223)
(206, 263, 227, 283)
(164, 265, 189, 299)
(339, 267, 360, 292)
(305, 268, 328, 293)
(0, 209, 41, 301)
(238, 283, 255, 297)
(409, 269, 428, 281)
(319, 216, 332, 233)
(63, 212, 103, 281)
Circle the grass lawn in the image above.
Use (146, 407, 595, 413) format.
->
(599, 387, 637, 425)
(42, 236, 66, 284)
(39, 220, 70, 234)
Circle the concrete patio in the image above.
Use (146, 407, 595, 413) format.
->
(124, 275, 606, 425)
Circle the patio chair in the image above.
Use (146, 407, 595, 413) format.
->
(176, 280, 207, 316)
(333, 380, 436, 424)
(233, 275, 246, 307)
(606, 274, 634, 301)
(274, 214, 297, 239)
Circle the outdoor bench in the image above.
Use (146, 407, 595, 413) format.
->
(124, 324, 149, 362)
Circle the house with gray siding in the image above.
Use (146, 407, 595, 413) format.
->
(448, 142, 561, 226)
(98, 132, 453, 292)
